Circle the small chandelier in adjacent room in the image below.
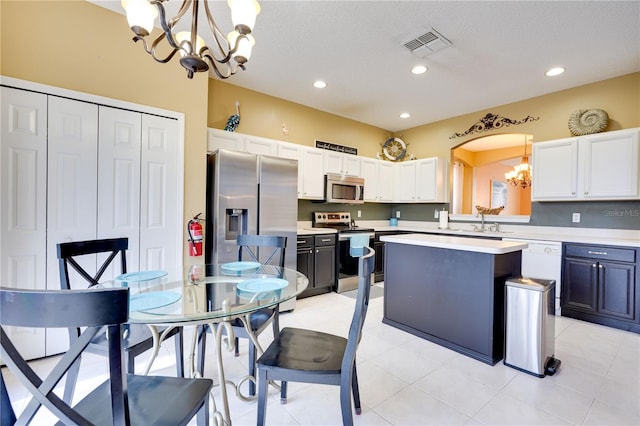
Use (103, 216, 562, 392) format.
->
(505, 135, 532, 188)
(121, 0, 261, 79)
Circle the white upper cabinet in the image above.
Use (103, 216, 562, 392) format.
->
(243, 134, 277, 156)
(395, 157, 448, 203)
(531, 137, 578, 200)
(299, 147, 325, 200)
(360, 157, 394, 202)
(583, 129, 639, 199)
(207, 127, 243, 152)
(324, 151, 361, 176)
(532, 128, 639, 201)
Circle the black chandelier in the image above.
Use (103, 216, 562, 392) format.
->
(121, 0, 260, 79)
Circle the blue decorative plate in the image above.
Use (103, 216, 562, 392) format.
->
(221, 261, 261, 276)
(237, 278, 288, 293)
(115, 270, 168, 282)
(129, 291, 181, 312)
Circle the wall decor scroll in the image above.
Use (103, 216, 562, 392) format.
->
(449, 113, 540, 139)
(568, 109, 608, 136)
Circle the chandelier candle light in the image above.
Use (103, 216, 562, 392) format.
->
(505, 135, 532, 188)
(121, 0, 261, 79)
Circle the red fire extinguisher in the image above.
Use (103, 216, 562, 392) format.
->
(187, 213, 203, 257)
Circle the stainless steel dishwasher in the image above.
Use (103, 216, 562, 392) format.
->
(503, 238, 563, 314)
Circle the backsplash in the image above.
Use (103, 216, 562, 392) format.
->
(298, 200, 640, 230)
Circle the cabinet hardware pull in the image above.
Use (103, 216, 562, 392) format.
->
(297, 240, 306, 244)
(588, 251, 607, 255)
(592, 264, 597, 268)
(598, 264, 604, 269)
(321, 239, 331, 242)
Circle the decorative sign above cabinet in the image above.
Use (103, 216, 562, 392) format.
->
(315, 140, 357, 155)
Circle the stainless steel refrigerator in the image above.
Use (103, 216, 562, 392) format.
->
(205, 149, 298, 311)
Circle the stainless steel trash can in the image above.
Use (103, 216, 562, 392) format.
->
(504, 277, 561, 377)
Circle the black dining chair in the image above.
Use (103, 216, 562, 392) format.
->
(255, 246, 375, 426)
(57, 237, 184, 403)
(0, 286, 212, 425)
(197, 234, 286, 396)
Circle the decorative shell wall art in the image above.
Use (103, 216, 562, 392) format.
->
(568, 109, 609, 136)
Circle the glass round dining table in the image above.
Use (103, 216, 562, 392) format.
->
(101, 263, 309, 425)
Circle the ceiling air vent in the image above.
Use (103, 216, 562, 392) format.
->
(402, 28, 452, 57)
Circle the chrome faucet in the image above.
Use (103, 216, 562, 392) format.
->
(472, 212, 486, 232)
(488, 222, 500, 232)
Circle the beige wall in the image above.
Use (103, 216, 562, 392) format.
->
(208, 80, 391, 158)
(400, 72, 640, 159)
(0, 0, 209, 261)
(208, 73, 639, 161)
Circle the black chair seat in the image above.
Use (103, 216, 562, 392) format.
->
(258, 327, 346, 375)
(62, 374, 211, 426)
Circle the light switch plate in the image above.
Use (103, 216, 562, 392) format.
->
(572, 213, 581, 223)
(434, 209, 439, 218)
(357, 210, 361, 218)
(396, 211, 401, 218)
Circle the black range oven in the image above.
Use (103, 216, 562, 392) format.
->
(312, 212, 374, 293)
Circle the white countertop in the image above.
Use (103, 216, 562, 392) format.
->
(381, 233, 529, 254)
(297, 220, 639, 247)
(296, 228, 338, 236)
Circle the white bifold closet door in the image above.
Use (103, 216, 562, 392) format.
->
(0, 87, 48, 360)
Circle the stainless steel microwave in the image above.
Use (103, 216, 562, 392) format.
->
(325, 174, 365, 204)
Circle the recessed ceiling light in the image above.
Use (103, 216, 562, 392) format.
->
(313, 80, 327, 88)
(411, 65, 427, 75)
(545, 67, 565, 77)
(400, 113, 411, 119)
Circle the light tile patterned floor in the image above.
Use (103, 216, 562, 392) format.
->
(3, 284, 639, 425)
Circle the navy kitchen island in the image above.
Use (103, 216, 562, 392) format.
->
(381, 234, 528, 365)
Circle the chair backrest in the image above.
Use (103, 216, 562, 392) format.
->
(342, 246, 375, 372)
(237, 235, 287, 268)
(0, 286, 129, 425)
(57, 238, 128, 289)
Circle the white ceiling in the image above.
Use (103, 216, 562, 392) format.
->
(92, 1, 639, 132)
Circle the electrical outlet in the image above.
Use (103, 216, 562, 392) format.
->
(396, 211, 401, 218)
(434, 209, 439, 219)
(572, 213, 581, 223)
(357, 210, 361, 218)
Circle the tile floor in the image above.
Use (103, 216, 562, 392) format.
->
(3, 284, 640, 425)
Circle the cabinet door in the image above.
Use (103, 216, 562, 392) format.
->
(532, 138, 579, 200)
(374, 241, 385, 282)
(396, 161, 417, 201)
(243, 135, 277, 156)
(583, 129, 639, 199)
(360, 158, 379, 201)
(378, 161, 395, 202)
(0, 87, 48, 360)
(314, 245, 336, 289)
(324, 151, 344, 175)
(139, 115, 181, 279)
(297, 247, 314, 289)
(277, 142, 302, 196)
(598, 261, 635, 320)
(207, 127, 242, 152)
(416, 158, 438, 201)
(300, 147, 324, 199)
(563, 257, 597, 313)
(343, 155, 361, 176)
(98, 107, 142, 274)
